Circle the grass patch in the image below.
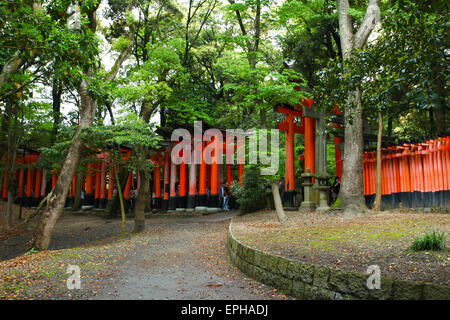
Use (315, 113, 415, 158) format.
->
(410, 230, 446, 251)
(24, 247, 39, 256)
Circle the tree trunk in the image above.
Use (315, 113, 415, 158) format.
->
(432, 68, 447, 137)
(373, 112, 382, 211)
(0, 52, 23, 89)
(340, 89, 367, 213)
(106, 165, 129, 218)
(30, 79, 97, 250)
(133, 147, 149, 233)
(5, 101, 19, 227)
(132, 99, 157, 232)
(337, 0, 380, 214)
(114, 165, 126, 237)
(29, 3, 133, 249)
(134, 173, 148, 233)
(6, 191, 14, 227)
(271, 180, 289, 224)
(51, 79, 62, 144)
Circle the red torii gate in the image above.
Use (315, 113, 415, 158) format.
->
(276, 97, 345, 209)
(154, 133, 244, 212)
(277, 98, 317, 208)
(2, 129, 246, 213)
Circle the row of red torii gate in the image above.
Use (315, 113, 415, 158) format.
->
(1, 98, 449, 212)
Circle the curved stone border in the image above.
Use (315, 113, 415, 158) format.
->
(227, 220, 450, 300)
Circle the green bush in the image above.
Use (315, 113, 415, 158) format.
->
(410, 231, 446, 251)
(230, 166, 268, 214)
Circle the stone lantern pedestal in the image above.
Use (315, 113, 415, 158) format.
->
(315, 173, 331, 212)
(299, 169, 316, 212)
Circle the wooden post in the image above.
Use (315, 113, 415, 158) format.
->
(99, 159, 107, 208)
(18, 167, 24, 202)
(209, 136, 220, 210)
(168, 151, 177, 211)
(162, 148, 170, 211)
(178, 149, 187, 211)
(85, 162, 95, 205)
(153, 162, 161, 210)
(277, 104, 305, 208)
(108, 165, 115, 200)
(94, 162, 101, 208)
(197, 141, 208, 210)
(187, 148, 197, 211)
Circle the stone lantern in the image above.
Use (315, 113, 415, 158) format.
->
(315, 172, 331, 212)
(299, 168, 316, 212)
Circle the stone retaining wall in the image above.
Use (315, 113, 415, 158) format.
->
(227, 222, 450, 300)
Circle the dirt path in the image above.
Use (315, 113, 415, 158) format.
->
(95, 212, 287, 300)
(1, 211, 288, 300)
(1, 213, 133, 261)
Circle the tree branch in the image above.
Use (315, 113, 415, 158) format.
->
(0, 52, 23, 88)
(336, 0, 354, 58)
(355, 0, 381, 49)
(228, 0, 249, 38)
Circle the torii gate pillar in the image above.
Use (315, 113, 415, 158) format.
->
(278, 106, 304, 209)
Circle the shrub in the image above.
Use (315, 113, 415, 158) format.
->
(230, 165, 268, 214)
(410, 231, 446, 251)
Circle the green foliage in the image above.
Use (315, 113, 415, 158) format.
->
(410, 230, 446, 252)
(315, 0, 449, 140)
(0, 0, 99, 100)
(24, 247, 39, 256)
(277, 0, 340, 88)
(3, 0, 447, 216)
(111, 36, 132, 52)
(80, 120, 162, 175)
(230, 165, 268, 214)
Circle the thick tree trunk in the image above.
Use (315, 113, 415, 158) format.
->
(373, 112, 382, 211)
(134, 173, 148, 233)
(132, 99, 157, 232)
(133, 148, 149, 233)
(6, 191, 14, 227)
(5, 102, 19, 227)
(271, 180, 289, 224)
(340, 89, 367, 213)
(29, 3, 132, 248)
(30, 79, 97, 250)
(337, 0, 380, 214)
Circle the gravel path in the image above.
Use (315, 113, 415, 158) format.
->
(1, 211, 289, 300)
(95, 212, 287, 300)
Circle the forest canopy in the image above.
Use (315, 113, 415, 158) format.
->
(0, 0, 448, 249)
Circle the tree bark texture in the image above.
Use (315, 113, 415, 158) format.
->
(337, 0, 380, 213)
(271, 180, 289, 224)
(373, 112, 382, 211)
